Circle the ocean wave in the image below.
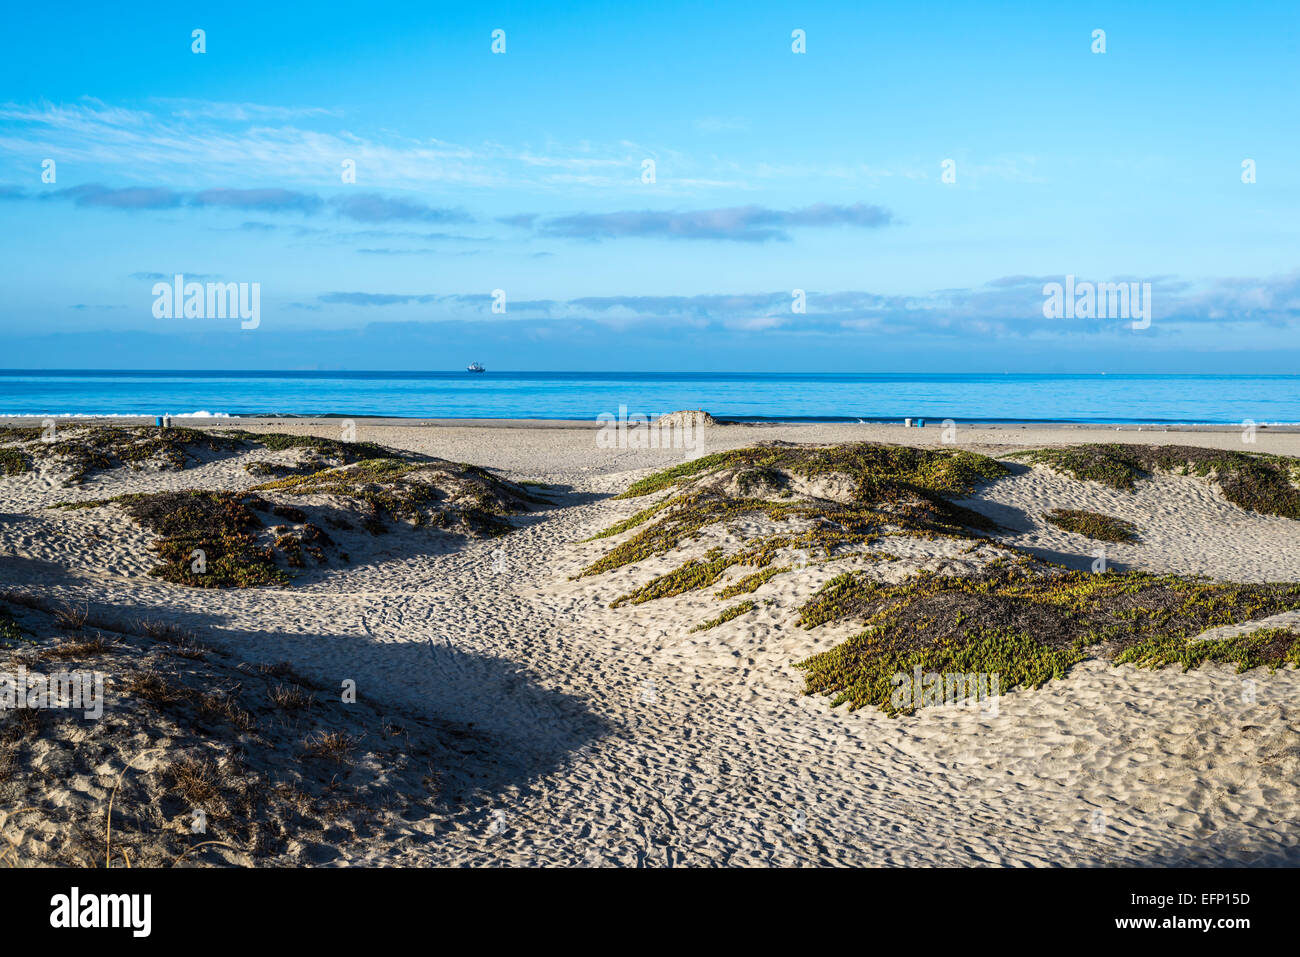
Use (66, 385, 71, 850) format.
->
(0, 411, 231, 418)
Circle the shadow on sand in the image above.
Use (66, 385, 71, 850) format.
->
(0, 553, 610, 820)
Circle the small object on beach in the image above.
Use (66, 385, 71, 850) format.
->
(155, 415, 163, 428)
(904, 418, 912, 428)
(916, 418, 925, 428)
(654, 409, 717, 429)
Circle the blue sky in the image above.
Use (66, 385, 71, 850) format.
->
(1, 0, 1298, 371)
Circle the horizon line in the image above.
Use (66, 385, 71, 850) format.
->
(2, 369, 1298, 378)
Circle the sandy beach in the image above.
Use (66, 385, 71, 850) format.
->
(2, 418, 1299, 867)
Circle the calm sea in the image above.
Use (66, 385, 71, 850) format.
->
(0, 371, 1296, 423)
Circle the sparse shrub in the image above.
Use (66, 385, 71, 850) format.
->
(1044, 508, 1138, 543)
(163, 756, 225, 810)
(53, 602, 88, 632)
(270, 683, 315, 712)
(123, 670, 185, 706)
(40, 633, 116, 660)
(302, 730, 358, 766)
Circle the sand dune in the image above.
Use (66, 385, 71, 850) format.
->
(1, 419, 1298, 866)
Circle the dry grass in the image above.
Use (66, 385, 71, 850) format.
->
(239, 660, 322, 689)
(39, 633, 117, 660)
(163, 756, 226, 809)
(302, 730, 358, 766)
(53, 602, 88, 632)
(197, 690, 258, 733)
(270, 683, 315, 712)
(121, 670, 185, 707)
(138, 619, 209, 659)
(0, 742, 15, 785)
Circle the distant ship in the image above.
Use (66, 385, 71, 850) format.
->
(467, 362, 485, 373)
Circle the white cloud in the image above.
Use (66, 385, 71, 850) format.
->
(0, 98, 738, 194)
(724, 316, 786, 331)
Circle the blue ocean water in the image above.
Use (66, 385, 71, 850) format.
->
(0, 371, 1296, 423)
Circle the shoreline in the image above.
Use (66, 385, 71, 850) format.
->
(8, 416, 1299, 474)
(4, 414, 1300, 433)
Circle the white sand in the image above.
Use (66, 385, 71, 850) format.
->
(2, 419, 1299, 866)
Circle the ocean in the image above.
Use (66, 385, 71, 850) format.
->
(0, 371, 1296, 423)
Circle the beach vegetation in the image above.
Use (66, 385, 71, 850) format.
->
(302, 730, 359, 766)
(690, 600, 757, 633)
(0, 424, 414, 485)
(251, 457, 541, 537)
(0, 605, 24, 646)
(587, 442, 1300, 714)
(1115, 626, 1300, 673)
(117, 490, 290, 588)
(794, 561, 1300, 713)
(270, 682, 316, 712)
(219, 429, 390, 460)
(47, 457, 541, 588)
(40, 633, 119, 660)
(716, 565, 790, 599)
(0, 447, 28, 475)
(1012, 444, 1300, 520)
(2, 426, 247, 484)
(583, 443, 1009, 607)
(0, 426, 43, 443)
(1043, 508, 1138, 542)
